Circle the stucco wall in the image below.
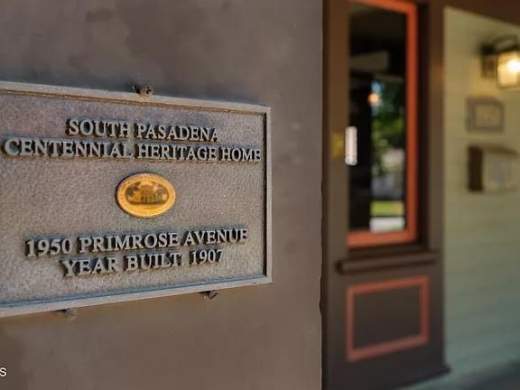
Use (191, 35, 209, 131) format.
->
(442, 7, 520, 380)
(0, 1, 322, 389)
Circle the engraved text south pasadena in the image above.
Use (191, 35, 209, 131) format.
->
(1, 117, 262, 162)
(25, 227, 248, 278)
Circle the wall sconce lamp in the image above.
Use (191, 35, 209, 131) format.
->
(482, 35, 520, 89)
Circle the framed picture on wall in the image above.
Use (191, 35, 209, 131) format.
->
(467, 97, 504, 133)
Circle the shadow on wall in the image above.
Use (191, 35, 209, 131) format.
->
(458, 361, 520, 389)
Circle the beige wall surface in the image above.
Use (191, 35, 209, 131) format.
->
(0, 1, 322, 389)
(414, 8, 520, 388)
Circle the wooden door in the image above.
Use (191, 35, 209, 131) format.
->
(323, 0, 447, 388)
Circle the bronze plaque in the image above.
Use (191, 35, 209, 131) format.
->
(0, 81, 271, 317)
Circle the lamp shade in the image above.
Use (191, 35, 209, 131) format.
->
(497, 49, 520, 88)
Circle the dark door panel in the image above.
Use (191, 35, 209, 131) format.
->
(323, 0, 447, 388)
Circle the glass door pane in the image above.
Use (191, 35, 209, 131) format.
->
(347, 0, 417, 248)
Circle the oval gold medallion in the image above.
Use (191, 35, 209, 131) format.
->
(116, 173, 176, 218)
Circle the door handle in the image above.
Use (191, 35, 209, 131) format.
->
(345, 126, 358, 166)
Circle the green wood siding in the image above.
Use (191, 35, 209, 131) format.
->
(408, 7, 520, 389)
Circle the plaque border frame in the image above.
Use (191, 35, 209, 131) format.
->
(0, 80, 272, 318)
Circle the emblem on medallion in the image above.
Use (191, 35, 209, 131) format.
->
(116, 173, 176, 218)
